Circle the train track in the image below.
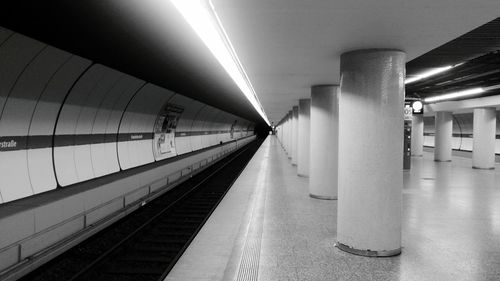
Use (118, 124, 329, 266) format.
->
(20, 139, 264, 281)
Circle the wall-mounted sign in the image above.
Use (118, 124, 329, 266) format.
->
(403, 105, 413, 121)
(153, 103, 184, 160)
(0, 139, 17, 150)
(411, 100, 424, 114)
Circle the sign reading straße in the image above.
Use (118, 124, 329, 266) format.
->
(0, 139, 18, 151)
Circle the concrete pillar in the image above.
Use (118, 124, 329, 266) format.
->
(411, 115, 424, 156)
(287, 110, 292, 158)
(283, 114, 288, 151)
(277, 124, 280, 140)
(281, 119, 285, 149)
(337, 49, 405, 257)
(282, 120, 285, 145)
(309, 85, 339, 199)
(434, 111, 452, 162)
(297, 99, 311, 177)
(282, 117, 286, 149)
(291, 106, 299, 165)
(280, 123, 283, 144)
(473, 107, 497, 169)
(284, 112, 291, 155)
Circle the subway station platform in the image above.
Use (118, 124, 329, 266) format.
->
(166, 136, 500, 281)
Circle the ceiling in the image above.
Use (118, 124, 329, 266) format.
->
(0, 1, 263, 123)
(212, 0, 500, 123)
(406, 51, 500, 101)
(406, 18, 500, 102)
(407, 18, 500, 75)
(2, 1, 500, 125)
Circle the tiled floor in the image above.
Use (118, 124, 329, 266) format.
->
(166, 136, 500, 281)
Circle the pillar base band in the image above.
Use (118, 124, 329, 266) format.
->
(309, 194, 337, 200)
(335, 242, 401, 257)
(472, 166, 495, 170)
(434, 159, 451, 162)
(297, 174, 309, 178)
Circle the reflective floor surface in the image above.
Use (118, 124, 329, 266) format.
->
(166, 136, 500, 281)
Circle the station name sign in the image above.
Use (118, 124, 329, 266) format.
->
(0, 140, 18, 151)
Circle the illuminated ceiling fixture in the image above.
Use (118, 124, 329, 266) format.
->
(405, 63, 463, 85)
(424, 87, 485, 103)
(170, 0, 270, 125)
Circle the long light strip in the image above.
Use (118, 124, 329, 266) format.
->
(405, 66, 453, 84)
(424, 87, 485, 103)
(405, 62, 466, 85)
(170, 0, 270, 125)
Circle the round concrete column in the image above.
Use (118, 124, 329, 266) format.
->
(278, 123, 283, 144)
(337, 49, 405, 257)
(288, 111, 293, 158)
(286, 111, 292, 158)
(297, 99, 311, 177)
(291, 106, 299, 165)
(473, 107, 497, 169)
(285, 111, 292, 155)
(283, 114, 289, 151)
(411, 115, 424, 156)
(434, 111, 452, 162)
(280, 123, 284, 144)
(282, 117, 286, 150)
(283, 114, 288, 153)
(309, 85, 339, 200)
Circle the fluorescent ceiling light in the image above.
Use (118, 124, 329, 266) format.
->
(405, 62, 465, 85)
(405, 66, 454, 84)
(424, 87, 485, 103)
(170, 0, 270, 125)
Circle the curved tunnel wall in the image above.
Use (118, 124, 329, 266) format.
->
(0, 27, 255, 204)
(423, 112, 500, 153)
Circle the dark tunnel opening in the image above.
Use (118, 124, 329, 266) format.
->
(254, 123, 271, 139)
